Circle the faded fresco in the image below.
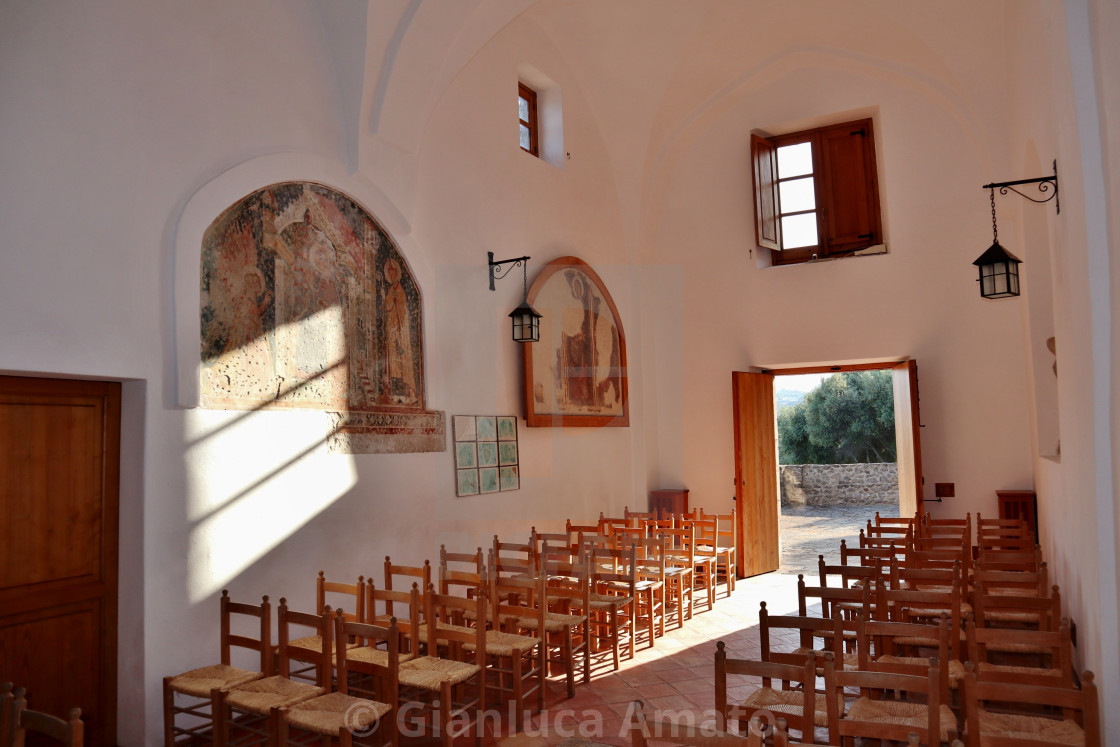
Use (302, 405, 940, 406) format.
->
(200, 182, 444, 452)
(527, 258, 627, 425)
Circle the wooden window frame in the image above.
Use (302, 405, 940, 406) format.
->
(751, 118, 882, 266)
(518, 83, 539, 157)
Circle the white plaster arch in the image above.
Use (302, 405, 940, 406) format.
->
(174, 151, 427, 407)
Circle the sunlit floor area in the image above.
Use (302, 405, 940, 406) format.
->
(779, 503, 899, 576)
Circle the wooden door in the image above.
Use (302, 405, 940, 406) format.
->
(732, 371, 780, 577)
(0, 376, 120, 746)
(892, 360, 924, 517)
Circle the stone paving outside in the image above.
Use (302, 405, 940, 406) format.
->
(778, 502, 899, 576)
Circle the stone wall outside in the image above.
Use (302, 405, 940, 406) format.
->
(780, 463, 898, 507)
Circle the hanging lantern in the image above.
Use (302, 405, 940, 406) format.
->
(973, 240, 1021, 299)
(508, 300, 542, 343)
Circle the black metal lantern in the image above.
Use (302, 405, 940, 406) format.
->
(508, 300, 542, 343)
(488, 251, 541, 343)
(973, 240, 1022, 299)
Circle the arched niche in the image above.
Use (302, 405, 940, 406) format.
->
(198, 181, 444, 453)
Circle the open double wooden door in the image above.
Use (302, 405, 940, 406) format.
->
(732, 361, 923, 578)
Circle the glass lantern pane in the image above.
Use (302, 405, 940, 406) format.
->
(981, 275, 995, 297)
(1009, 271, 1020, 295)
(781, 213, 818, 249)
(779, 177, 815, 213)
(777, 142, 813, 178)
(993, 272, 1008, 296)
(519, 96, 529, 122)
(520, 125, 531, 150)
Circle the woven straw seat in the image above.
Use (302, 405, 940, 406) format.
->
(875, 655, 966, 687)
(909, 601, 971, 618)
(518, 610, 586, 633)
(984, 639, 1051, 654)
(977, 661, 1062, 679)
(399, 656, 480, 690)
(588, 591, 632, 610)
(793, 647, 858, 669)
(741, 687, 843, 727)
(167, 664, 261, 698)
(465, 630, 539, 657)
(408, 622, 475, 641)
(985, 609, 1041, 624)
(346, 645, 415, 666)
(283, 691, 390, 734)
(225, 675, 325, 714)
(288, 634, 360, 652)
(976, 709, 1086, 745)
(845, 697, 957, 742)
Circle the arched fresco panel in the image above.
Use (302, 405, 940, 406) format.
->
(200, 181, 444, 453)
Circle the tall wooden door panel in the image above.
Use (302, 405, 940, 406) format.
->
(892, 360, 924, 518)
(0, 376, 120, 746)
(732, 371, 780, 577)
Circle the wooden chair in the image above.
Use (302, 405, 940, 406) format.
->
(823, 654, 958, 746)
(273, 611, 399, 747)
(1, 682, 15, 747)
(492, 534, 536, 581)
(684, 515, 720, 612)
(288, 573, 365, 679)
(598, 512, 632, 537)
(965, 616, 1073, 687)
(212, 600, 333, 747)
(856, 613, 961, 706)
(383, 555, 431, 618)
(624, 506, 659, 523)
(10, 691, 83, 747)
(961, 669, 1100, 746)
(971, 587, 1061, 637)
(162, 592, 271, 747)
(587, 544, 637, 670)
(484, 555, 545, 731)
(531, 542, 591, 697)
(715, 642, 832, 742)
(630, 536, 667, 647)
(700, 507, 738, 595)
(396, 584, 486, 747)
(656, 526, 696, 626)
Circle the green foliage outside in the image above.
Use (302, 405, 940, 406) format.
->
(777, 370, 896, 465)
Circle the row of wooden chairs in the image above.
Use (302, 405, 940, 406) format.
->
(0, 682, 83, 747)
(717, 512, 1099, 746)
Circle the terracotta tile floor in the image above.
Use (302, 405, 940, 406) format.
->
(481, 505, 890, 746)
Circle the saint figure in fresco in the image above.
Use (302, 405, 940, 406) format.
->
(383, 257, 417, 403)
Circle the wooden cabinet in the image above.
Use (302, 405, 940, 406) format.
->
(996, 490, 1038, 538)
(650, 489, 689, 517)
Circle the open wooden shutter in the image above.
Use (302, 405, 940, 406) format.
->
(751, 133, 781, 251)
(819, 119, 881, 254)
(732, 371, 780, 576)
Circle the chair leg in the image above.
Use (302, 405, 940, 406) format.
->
(512, 653, 524, 733)
(610, 608, 620, 670)
(440, 681, 453, 747)
(162, 679, 175, 747)
(563, 628, 575, 698)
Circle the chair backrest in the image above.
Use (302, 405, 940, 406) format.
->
(797, 573, 871, 619)
(599, 513, 632, 535)
(336, 610, 399, 707)
(629, 699, 754, 747)
(971, 586, 1062, 632)
(965, 616, 1073, 687)
(316, 570, 366, 623)
(715, 641, 816, 736)
(540, 542, 591, 612)
(883, 583, 963, 627)
(590, 544, 637, 599)
(366, 578, 422, 651)
(488, 548, 545, 634)
(11, 690, 83, 747)
(840, 540, 901, 576)
(656, 526, 695, 566)
(974, 546, 1044, 573)
(857, 614, 953, 703)
(624, 506, 659, 522)
(423, 582, 487, 662)
(492, 534, 537, 578)
(971, 567, 1047, 596)
(219, 590, 273, 675)
(276, 599, 334, 685)
(439, 545, 484, 595)
(529, 527, 571, 559)
(817, 555, 877, 590)
(823, 654, 941, 746)
(962, 669, 1100, 746)
(759, 601, 843, 667)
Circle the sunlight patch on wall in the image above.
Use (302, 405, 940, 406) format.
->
(184, 406, 357, 603)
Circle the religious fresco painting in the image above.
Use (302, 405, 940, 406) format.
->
(522, 256, 628, 428)
(200, 181, 444, 453)
(453, 415, 519, 495)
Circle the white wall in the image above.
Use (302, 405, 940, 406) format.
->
(0, 1, 1114, 741)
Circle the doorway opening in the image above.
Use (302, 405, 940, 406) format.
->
(732, 361, 922, 579)
(773, 369, 900, 575)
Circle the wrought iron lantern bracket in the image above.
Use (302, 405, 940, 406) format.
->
(982, 159, 1059, 214)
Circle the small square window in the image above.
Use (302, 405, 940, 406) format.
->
(518, 83, 539, 157)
